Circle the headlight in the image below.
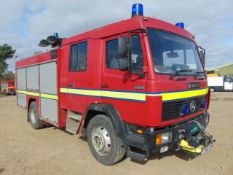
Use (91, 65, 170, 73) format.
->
(156, 132, 172, 145)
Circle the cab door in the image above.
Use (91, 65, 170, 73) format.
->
(101, 33, 147, 122)
(66, 41, 89, 111)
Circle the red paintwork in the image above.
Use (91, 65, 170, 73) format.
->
(16, 16, 208, 130)
(0, 79, 15, 94)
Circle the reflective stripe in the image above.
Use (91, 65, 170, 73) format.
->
(17, 90, 27, 94)
(60, 88, 208, 102)
(17, 88, 208, 102)
(40, 93, 58, 100)
(17, 90, 58, 100)
(17, 90, 39, 96)
(147, 88, 208, 101)
(60, 88, 146, 101)
(26, 91, 40, 97)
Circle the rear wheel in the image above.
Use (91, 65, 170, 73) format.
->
(87, 115, 125, 165)
(29, 101, 44, 129)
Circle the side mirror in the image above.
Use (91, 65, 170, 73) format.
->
(198, 46, 205, 67)
(118, 36, 129, 57)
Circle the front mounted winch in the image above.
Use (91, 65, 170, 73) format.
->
(178, 121, 215, 155)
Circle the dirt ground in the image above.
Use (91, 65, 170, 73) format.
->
(0, 93, 233, 175)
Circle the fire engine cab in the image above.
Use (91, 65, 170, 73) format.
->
(0, 79, 16, 95)
(16, 4, 214, 165)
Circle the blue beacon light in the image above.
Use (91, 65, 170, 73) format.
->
(131, 3, 144, 17)
(175, 22, 185, 29)
(202, 100, 206, 108)
(54, 32, 59, 38)
(182, 104, 189, 115)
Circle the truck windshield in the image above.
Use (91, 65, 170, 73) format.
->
(147, 29, 204, 75)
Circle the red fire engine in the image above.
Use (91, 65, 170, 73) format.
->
(16, 4, 214, 165)
(0, 79, 16, 95)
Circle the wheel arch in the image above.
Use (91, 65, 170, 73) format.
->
(83, 103, 126, 137)
(27, 98, 38, 122)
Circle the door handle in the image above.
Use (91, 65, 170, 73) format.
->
(101, 84, 109, 88)
(135, 85, 144, 90)
(67, 83, 74, 87)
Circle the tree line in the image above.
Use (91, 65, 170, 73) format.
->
(0, 44, 15, 81)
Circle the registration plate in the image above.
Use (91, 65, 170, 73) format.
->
(201, 142, 214, 155)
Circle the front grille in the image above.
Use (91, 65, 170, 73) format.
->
(162, 97, 204, 122)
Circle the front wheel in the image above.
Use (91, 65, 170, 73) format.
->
(28, 101, 44, 129)
(87, 115, 125, 165)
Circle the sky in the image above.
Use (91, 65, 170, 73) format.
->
(0, 0, 233, 71)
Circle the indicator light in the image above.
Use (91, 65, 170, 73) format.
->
(156, 133, 162, 145)
(137, 129, 143, 134)
(156, 132, 172, 145)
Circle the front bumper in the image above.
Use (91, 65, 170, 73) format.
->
(125, 112, 211, 160)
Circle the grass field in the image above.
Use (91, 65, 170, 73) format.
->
(218, 64, 233, 76)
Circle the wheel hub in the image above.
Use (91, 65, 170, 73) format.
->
(91, 126, 111, 156)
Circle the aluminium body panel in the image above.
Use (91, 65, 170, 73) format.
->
(41, 98, 58, 123)
(17, 68, 26, 90)
(26, 65, 39, 91)
(16, 68, 27, 107)
(17, 93, 26, 107)
(39, 61, 57, 95)
(39, 61, 58, 123)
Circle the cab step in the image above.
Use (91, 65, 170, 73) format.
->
(65, 110, 82, 134)
(127, 149, 147, 162)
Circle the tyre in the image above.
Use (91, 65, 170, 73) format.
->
(28, 101, 44, 129)
(87, 115, 125, 165)
(210, 88, 215, 92)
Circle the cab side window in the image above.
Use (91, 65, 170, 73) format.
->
(131, 34, 143, 72)
(106, 38, 128, 70)
(70, 41, 88, 71)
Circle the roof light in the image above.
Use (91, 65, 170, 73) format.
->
(175, 22, 185, 29)
(54, 32, 59, 38)
(131, 3, 143, 17)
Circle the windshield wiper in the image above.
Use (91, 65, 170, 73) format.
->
(169, 69, 192, 80)
(195, 71, 206, 80)
(195, 71, 205, 75)
(175, 69, 192, 76)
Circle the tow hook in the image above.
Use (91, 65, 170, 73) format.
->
(178, 121, 215, 155)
